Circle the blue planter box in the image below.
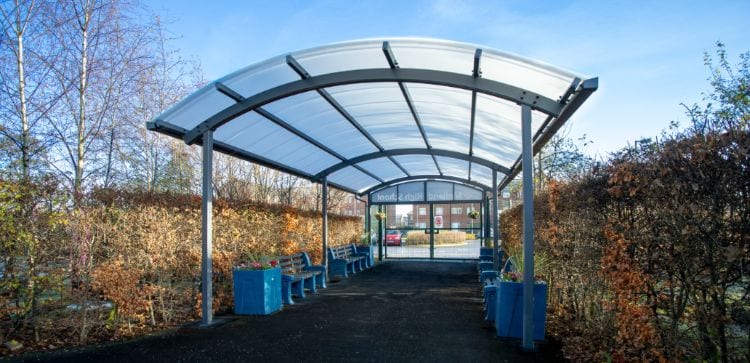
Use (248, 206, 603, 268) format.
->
(233, 268, 282, 315)
(494, 279, 547, 340)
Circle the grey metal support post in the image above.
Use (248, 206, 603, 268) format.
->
(521, 104, 536, 351)
(497, 189, 503, 265)
(492, 171, 499, 270)
(322, 177, 329, 267)
(477, 201, 483, 245)
(484, 196, 491, 247)
(365, 202, 371, 245)
(429, 203, 435, 259)
(201, 130, 213, 326)
(377, 205, 384, 261)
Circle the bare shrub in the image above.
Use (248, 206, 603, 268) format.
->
(404, 230, 467, 245)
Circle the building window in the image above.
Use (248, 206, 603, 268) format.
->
(451, 222, 461, 228)
(417, 222, 427, 228)
(451, 207, 462, 215)
(435, 207, 443, 216)
(418, 207, 426, 216)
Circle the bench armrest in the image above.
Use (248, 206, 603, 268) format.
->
(303, 265, 326, 273)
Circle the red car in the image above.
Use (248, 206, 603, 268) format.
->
(385, 230, 403, 246)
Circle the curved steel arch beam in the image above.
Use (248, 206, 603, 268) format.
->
(313, 148, 511, 180)
(362, 175, 490, 196)
(181, 68, 563, 144)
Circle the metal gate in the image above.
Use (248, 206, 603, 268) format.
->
(369, 201, 483, 260)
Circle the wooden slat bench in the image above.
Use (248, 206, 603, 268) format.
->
(327, 245, 367, 278)
(277, 252, 326, 305)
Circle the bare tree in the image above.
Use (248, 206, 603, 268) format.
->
(213, 153, 254, 201)
(535, 127, 594, 192)
(118, 15, 200, 193)
(0, 0, 61, 180)
(44, 0, 155, 199)
(273, 173, 300, 206)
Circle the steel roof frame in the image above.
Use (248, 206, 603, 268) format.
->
(148, 48, 596, 195)
(174, 68, 563, 145)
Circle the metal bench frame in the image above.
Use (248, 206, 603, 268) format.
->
(277, 252, 326, 305)
(327, 245, 367, 278)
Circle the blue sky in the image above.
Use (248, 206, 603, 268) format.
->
(143, 0, 750, 157)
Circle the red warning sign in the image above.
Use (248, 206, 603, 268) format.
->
(434, 215, 443, 228)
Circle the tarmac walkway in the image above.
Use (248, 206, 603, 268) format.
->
(15, 260, 564, 362)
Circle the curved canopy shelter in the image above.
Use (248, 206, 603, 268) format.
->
(147, 38, 597, 347)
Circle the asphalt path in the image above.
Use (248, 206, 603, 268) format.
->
(9, 261, 564, 363)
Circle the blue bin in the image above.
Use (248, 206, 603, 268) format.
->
(494, 279, 547, 340)
(233, 268, 282, 315)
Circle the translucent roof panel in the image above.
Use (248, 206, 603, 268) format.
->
(482, 49, 575, 101)
(148, 37, 596, 195)
(356, 157, 408, 182)
(292, 40, 390, 76)
(159, 88, 235, 130)
(263, 91, 378, 158)
(388, 39, 476, 76)
(387, 38, 578, 100)
(472, 94, 551, 168)
(214, 111, 340, 175)
(407, 83, 471, 154)
(219, 57, 301, 99)
(328, 167, 380, 193)
(435, 156, 469, 180)
(472, 94, 523, 167)
(470, 163, 493, 187)
(326, 83, 426, 150)
(392, 155, 440, 175)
